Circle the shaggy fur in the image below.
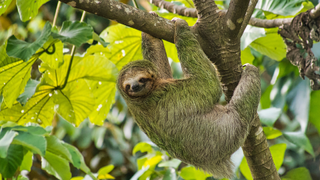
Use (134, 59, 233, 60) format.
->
(117, 19, 261, 179)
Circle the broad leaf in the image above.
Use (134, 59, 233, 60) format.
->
(17, 79, 40, 106)
(0, 144, 24, 178)
(163, 168, 177, 180)
(0, 0, 13, 16)
(42, 151, 72, 180)
(98, 165, 115, 179)
(20, 150, 33, 171)
(39, 37, 64, 69)
(53, 79, 95, 126)
(241, 25, 265, 50)
(63, 143, 88, 170)
(250, 31, 286, 61)
(263, 127, 282, 139)
(0, 129, 18, 158)
(158, 159, 181, 168)
(101, 24, 143, 69)
(7, 21, 51, 61)
(241, 47, 255, 65)
(133, 142, 153, 155)
(283, 131, 314, 157)
(282, 167, 312, 180)
(12, 131, 46, 156)
(309, 90, 320, 135)
(258, 107, 281, 126)
(256, 0, 308, 16)
(0, 57, 36, 108)
(46, 136, 72, 163)
(0, 42, 21, 68)
(180, 166, 211, 180)
(16, 0, 49, 21)
(51, 21, 93, 47)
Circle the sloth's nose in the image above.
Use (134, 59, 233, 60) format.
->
(131, 84, 140, 92)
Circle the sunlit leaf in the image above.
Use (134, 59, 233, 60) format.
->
(0, 130, 18, 158)
(180, 166, 211, 180)
(282, 167, 312, 180)
(158, 159, 181, 168)
(241, 47, 255, 64)
(283, 131, 314, 157)
(17, 79, 40, 106)
(130, 166, 149, 180)
(256, 0, 308, 16)
(0, 0, 13, 16)
(0, 144, 24, 178)
(51, 21, 93, 47)
(12, 131, 46, 156)
(98, 165, 115, 179)
(143, 155, 162, 168)
(241, 25, 265, 50)
(258, 107, 281, 126)
(42, 151, 72, 180)
(0, 42, 21, 68)
(263, 127, 282, 139)
(0, 57, 36, 108)
(133, 142, 153, 155)
(7, 22, 51, 61)
(16, 0, 49, 21)
(137, 156, 148, 170)
(101, 24, 143, 69)
(39, 37, 64, 69)
(20, 150, 33, 171)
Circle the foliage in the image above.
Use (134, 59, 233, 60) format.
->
(0, 0, 319, 180)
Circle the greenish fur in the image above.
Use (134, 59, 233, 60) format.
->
(117, 19, 261, 178)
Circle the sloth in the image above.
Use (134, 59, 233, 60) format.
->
(117, 18, 261, 178)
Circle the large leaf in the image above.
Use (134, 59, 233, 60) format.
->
(17, 79, 40, 106)
(241, 25, 265, 50)
(309, 90, 320, 135)
(51, 21, 93, 47)
(7, 21, 51, 61)
(16, 0, 49, 21)
(258, 107, 281, 126)
(42, 151, 72, 180)
(263, 127, 282, 139)
(0, 129, 18, 158)
(0, 144, 24, 178)
(63, 143, 88, 170)
(101, 24, 143, 69)
(53, 79, 95, 126)
(283, 131, 314, 157)
(241, 47, 255, 65)
(256, 0, 308, 16)
(12, 131, 46, 156)
(282, 167, 312, 180)
(0, 0, 13, 16)
(0, 42, 21, 68)
(0, 89, 55, 127)
(46, 136, 72, 163)
(0, 57, 36, 108)
(250, 31, 286, 61)
(20, 150, 33, 171)
(38, 37, 64, 69)
(180, 166, 211, 180)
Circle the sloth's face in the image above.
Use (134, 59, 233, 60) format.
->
(122, 69, 156, 97)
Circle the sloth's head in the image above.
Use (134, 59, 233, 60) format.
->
(118, 60, 158, 98)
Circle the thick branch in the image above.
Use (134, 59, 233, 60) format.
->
(151, 0, 197, 17)
(310, 3, 320, 19)
(225, 0, 250, 39)
(238, 0, 259, 38)
(59, 0, 174, 42)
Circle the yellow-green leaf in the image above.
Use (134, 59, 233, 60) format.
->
(241, 47, 254, 65)
(98, 165, 115, 179)
(263, 127, 282, 139)
(133, 142, 153, 155)
(39, 37, 64, 69)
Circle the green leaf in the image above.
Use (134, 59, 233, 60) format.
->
(283, 131, 314, 157)
(256, 0, 307, 16)
(0, 0, 13, 16)
(10, 125, 48, 135)
(101, 24, 143, 69)
(163, 40, 179, 63)
(241, 47, 255, 65)
(0, 89, 55, 126)
(282, 167, 312, 180)
(17, 79, 40, 106)
(98, 165, 115, 176)
(39, 37, 64, 69)
(42, 151, 72, 180)
(269, 143, 286, 170)
(260, 85, 272, 109)
(158, 159, 181, 168)
(0, 144, 24, 178)
(7, 21, 51, 61)
(53, 79, 94, 126)
(0, 130, 18, 158)
(46, 136, 72, 163)
(163, 168, 177, 180)
(241, 25, 265, 50)
(51, 21, 93, 47)
(180, 166, 211, 180)
(20, 150, 33, 171)
(263, 127, 282, 139)
(133, 142, 153, 155)
(63, 143, 88, 170)
(250, 32, 286, 61)
(16, 0, 49, 21)
(88, 81, 117, 125)
(0, 57, 36, 108)
(12, 131, 46, 156)
(0, 42, 21, 68)
(130, 166, 150, 180)
(258, 107, 281, 126)
(309, 90, 320, 135)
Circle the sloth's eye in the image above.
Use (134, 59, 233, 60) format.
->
(125, 85, 130, 90)
(139, 78, 148, 83)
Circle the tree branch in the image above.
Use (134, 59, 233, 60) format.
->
(225, 0, 250, 39)
(310, 3, 320, 19)
(237, 0, 259, 38)
(59, 0, 175, 42)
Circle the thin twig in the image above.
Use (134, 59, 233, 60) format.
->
(237, 0, 258, 39)
(53, 1, 62, 27)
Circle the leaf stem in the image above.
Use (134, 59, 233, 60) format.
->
(53, 1, 62, 27)
(132, 0, 138, 8)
